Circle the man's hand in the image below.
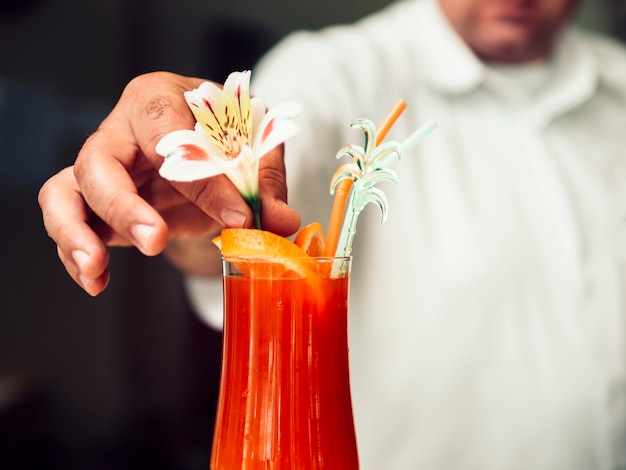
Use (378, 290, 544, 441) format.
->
(38, 72, 300, 296)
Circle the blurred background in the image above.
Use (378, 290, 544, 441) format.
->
(0, 0, 624, 468)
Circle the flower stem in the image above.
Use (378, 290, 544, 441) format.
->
(245, 195, 262, 229)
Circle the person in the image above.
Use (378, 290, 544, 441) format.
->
(38, 0, 626, 468)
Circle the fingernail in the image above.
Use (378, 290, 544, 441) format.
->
(79, 274, 93, 287)
(72, 250, 90, 272)
(221, 209, 247, 227)
(80, 272, 109, 297)
(131, 224, 155, 250)
(79, 274, 100, 297)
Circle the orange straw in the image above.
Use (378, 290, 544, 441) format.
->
(322, 178, 352, 257)
(322, 99, 407, 257)
(374, 99, 408, 146)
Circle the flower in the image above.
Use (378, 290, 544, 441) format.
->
(156, 70, 300, 228)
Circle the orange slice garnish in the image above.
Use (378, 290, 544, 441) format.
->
(213, 228, 318, 280)
(214, 228, 311, 258)
(294, 221, 325, 256)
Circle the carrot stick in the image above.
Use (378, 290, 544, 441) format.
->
(322, 99, 407, 257)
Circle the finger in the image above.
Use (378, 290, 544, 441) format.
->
(72, 73, 207, 255)
(258, 145, 301, 236)
(169, 174, 256, 230)
(83, 165, 222, 244)
(145, 176, 223, 237)
(123, 72, 207, 167)
(57, 245, 111, 297)
(74, 137, 170, 256)
(38, 167, 111, 291)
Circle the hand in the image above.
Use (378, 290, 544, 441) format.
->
(38, 72, 301, 296)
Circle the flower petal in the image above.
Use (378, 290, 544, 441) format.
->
(252, 101, 301, 158)
(250, 96, 266, 135)
(193, 122, 225, 156)
(184, 81, 245, 156)
(159, 155, 227, 182)
(223, 71, 253, 142)
(156, 129, 226, 182)
(222, 146, 260, 198)
(156, 129, 210, 160)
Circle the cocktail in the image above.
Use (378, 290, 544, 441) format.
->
(211, 249, 356, 468)
(155, 70, 435, 469)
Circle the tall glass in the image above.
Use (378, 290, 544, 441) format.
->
(210, 256, 358, 469)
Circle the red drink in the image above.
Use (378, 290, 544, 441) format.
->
(210, 256, 358, 469)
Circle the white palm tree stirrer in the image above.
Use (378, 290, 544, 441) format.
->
(325, 100, 436, 259)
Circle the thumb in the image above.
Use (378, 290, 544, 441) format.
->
(258, 145, 301, 237)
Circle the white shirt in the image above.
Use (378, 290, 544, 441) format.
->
(188, 0, 626, 468)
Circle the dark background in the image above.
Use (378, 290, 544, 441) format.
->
(0, 0, 624, 468)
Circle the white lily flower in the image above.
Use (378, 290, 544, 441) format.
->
(156, 70, 300, 228)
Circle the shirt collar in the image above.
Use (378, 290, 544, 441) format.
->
(413, 0, 486, 95)
(414, 0, 600, 125)
(533, 29, 597, 126)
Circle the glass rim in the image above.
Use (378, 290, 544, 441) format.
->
(221, 255, 352, 262)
